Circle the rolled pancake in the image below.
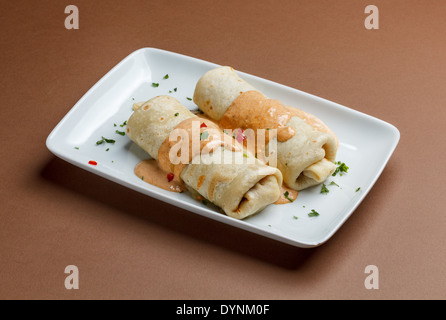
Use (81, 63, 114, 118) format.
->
(193, 66, 257, 121)
(193, 66, 338, 190)
(127, 95, 283, 219)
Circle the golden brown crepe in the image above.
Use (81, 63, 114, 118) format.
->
(193, 66, 338, 190)
(127, 95, 283, 219)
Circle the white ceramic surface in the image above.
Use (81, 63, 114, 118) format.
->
(46, 48, 400, 248)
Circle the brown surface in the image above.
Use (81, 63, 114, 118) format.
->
(1, 0, 445, 300)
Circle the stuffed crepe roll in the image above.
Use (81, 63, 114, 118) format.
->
(193, 66, 338, 191)
(126, 95, 283, 219)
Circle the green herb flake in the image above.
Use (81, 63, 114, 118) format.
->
(115, 130, 125, 136)
(320, 183, 329, 194)
(103, 137, 116, 143)
(113, 123, 117, 127)
(163, 74, 169, 79)
(243, 153, 248, 158)
(106, 148, 110, 152)
(200, 131, 209, 140)
(356, 187, 361, 192)
(202, 199, 208, 205)
(308, 209, 320, 217)
(284, 191, 294, 202)
(330, 181, 339, 187)
(152, 83, 159, 88)
(174, 88, 177, 92)
(74, 147, 79, 150)
(174, 112, 179, 117)
(293, 216, 299, 220)
(186, 97, 192, 101)
(119, 120, 127, 127)
(332, 161, 349, 176)
(96, 136, 116, 145)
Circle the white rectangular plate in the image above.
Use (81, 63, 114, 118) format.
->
(46, 48, 400, 248)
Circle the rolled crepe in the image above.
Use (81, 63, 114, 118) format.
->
(127, 95, 283, 220)
(193, 66, 338, 190)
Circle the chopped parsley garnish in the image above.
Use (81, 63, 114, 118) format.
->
(115, 130, 125, 136)
(283, 191, 294, 202)
(200, 131, 209, 140)
(119, 120, 127, 127)
(320, 183, 329, 194)
(163, 74, 169, 79)
(174, 88, 177, 92)
(106, 148, 109, 152)
(330, 181, 339, 187)
(174, 112, 179, 117)
(152, 83, 159, 87)
(308, 209, 320, 217)
(96, 136, 116, 145)
(293, 216, 299, 220)
(332, 161, 349, 176)
(186, 97, 192, 101)
(243, 153, 248, 158)
(74, 147, 79, 150)
(356, 187, 361, 192)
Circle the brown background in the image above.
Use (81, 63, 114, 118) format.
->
(1, 0, 445, 300)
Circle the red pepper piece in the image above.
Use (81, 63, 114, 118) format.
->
(236, 129, 246, 144)
(167, 173, 174, 182)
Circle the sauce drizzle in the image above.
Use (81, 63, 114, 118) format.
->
(135, 159, 186, 193)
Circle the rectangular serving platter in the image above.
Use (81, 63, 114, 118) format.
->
(46, 48, 400, 248)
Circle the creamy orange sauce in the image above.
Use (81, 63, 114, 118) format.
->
(274, 184, 298, 205)
(218, 90, 338, 145)
(197, 175, 205, 189)
(157, 116, 242, 181)
(135, 115, 247, 194)
(219, 91, 296, 143)
(135, 159, 186, 193)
